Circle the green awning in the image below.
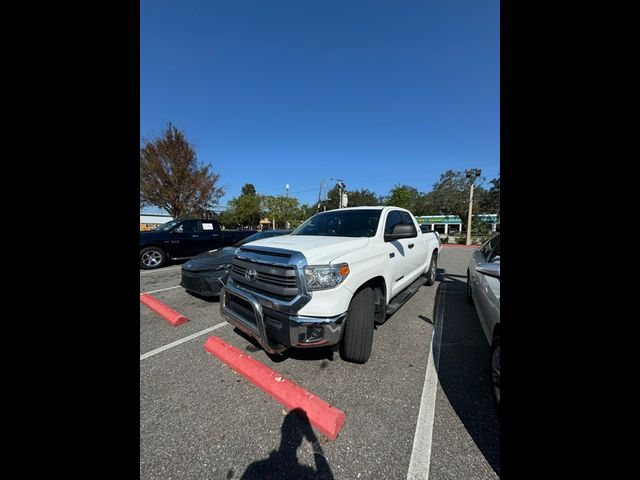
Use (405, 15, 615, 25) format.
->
(415, 214, 498, 225)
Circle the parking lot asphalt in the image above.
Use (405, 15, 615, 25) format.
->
(140, 247, 500, 479)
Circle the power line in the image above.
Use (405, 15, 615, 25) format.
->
(289, 187, 321, 194)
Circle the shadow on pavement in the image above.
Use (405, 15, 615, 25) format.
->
(240, 408, 334, 480)
(432, 270, 501, 476)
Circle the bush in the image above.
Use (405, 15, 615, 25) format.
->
(457, 237, 467, 244)
(441, 236, 449, 244)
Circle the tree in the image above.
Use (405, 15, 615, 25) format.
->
(140, 123, 225, 218)
(385, 184, 420, 211)
(479, 174, 500, 215)
(322, 185, 342, 211)
(321, 186, 380, 211)
(225, 183, 262, 228)
(241, 184, 257, 196)
(424, 170, 486, 229)
(299, 204, 317, 223)
(345, 188, 379, 207)
(261, 195, 301, 229)
(412, 193, 432, 216)
(217, 209, 239, 228)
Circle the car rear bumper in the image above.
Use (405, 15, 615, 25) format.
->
(220, 281, 346, 354)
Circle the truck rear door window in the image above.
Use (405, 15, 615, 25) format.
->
(180, 220, 199, 233)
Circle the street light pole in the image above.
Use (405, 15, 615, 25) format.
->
(465, 169, 482, 246)
(335, 179, 345, 208)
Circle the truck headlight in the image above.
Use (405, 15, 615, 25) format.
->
(304, 263, 350, 291)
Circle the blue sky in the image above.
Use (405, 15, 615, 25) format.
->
(141, 0, 499, 213)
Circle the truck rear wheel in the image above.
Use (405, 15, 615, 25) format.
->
(424, 252, 437, 286)
(340, 287, 375, 363)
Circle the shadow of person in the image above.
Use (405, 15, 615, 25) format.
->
(241, 409, 334, 480)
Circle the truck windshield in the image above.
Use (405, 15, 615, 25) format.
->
(292, 210, 382, 237)
(153, 220, 180, 232)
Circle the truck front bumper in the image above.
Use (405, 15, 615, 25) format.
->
(220, 282, 346, 354)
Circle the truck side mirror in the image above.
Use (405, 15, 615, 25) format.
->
(384, 224, 416, 242)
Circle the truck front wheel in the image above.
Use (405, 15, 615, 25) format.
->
(140, 246, 166, 270)
(340, 287, 375, 363)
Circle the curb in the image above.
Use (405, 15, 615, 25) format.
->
(204, 335, 346, 440)
(441, 244, 479, 248)
(140, 293, 189, 326)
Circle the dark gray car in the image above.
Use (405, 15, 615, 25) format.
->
(180, 230, 292, 297)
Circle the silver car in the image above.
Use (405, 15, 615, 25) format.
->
(467, 233, 501, 408)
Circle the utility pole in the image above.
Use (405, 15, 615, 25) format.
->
(465, 169, 482, 245)
(317, 178, 328, 212)
(336, 179, 345, 208)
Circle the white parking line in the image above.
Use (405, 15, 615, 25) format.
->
(407, 282, 446, 480)
(141, 285, 182, 295)
(140, 265, 182, 276)
(140, 322, 229, 361)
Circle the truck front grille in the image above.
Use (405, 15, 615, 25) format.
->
(230, 257, 298, 298)
(226, 294, 257, 326)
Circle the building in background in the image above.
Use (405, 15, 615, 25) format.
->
(415, 214, 498, 235)
(476, 214, 499, 233)
(140, 213, 173, 231)
(415, 215, 463, 235)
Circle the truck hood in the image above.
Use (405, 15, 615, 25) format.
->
(243, 235, 370, 265)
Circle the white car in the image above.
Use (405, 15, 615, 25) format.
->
(467, 233, 500, 407)
(220, 206, 441, 363)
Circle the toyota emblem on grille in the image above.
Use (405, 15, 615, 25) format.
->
(245, 267, 258, 281)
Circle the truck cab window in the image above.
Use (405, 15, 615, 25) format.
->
(399, 212, 417, 235)
(384, 211, 403, 235)
(180, 220, 199, 233)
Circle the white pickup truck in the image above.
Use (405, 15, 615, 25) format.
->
(220, 206, 440, 363)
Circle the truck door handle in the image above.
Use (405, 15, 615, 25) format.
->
(192, 235, 199, 238)
(408, 243, 414, 249)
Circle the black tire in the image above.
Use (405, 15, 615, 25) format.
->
(340, 287, 375, 363)
(466, 270, 474, 305)
(491, 335, 501, 410)
(425, 252, 437, 286)
(140, 246, 167, 270)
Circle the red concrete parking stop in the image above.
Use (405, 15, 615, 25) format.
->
(140, 293, 189, 326)
(204, 335, 346, 441)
